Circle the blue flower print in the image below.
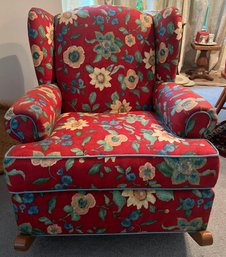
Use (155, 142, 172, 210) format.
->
(28, 206, 39, 215)
(95, 16, 104, 25)
(61, 134, 71, 140)
(126, 173, 136, 182)
(71, 78, 85, 94)
(19, 204, 26, 212)
(57, 33, 64, 42)
(57, 168, 64, 175)
(28, 28, 38, 39)
(54, 184, 64, 190)
(124, 55, 134, 64)
(61, 175, 73, 186)
(182, 198, 195, 210)
(128, 211, 140, 221)
(61, 26, 69, 35)
(11, 119, 19, 129)
(204, 201, 213, 210)
(164, 144, 176, 153)
(112, 18, 119, 25)
(121, 218, 131, 228)
(108, 9, 116, 16)
(202, 190, 213, 199)
(137, 33, 143, 40)
(22, 193, 34, 204)
(64, 223, 73, 230)
(38, 99, 47, 106)
(159, 25, 166, 36)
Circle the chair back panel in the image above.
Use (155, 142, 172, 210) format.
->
(54, 5, 155, 113)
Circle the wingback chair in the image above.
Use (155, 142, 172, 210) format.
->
(3, 5, 219, 250)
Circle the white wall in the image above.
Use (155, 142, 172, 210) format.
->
(0, 0, 62, 105)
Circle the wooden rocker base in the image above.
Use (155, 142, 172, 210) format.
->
(14, 234, 36, 251)
(13, 230, 213, 250)
(189, 230, 213, 246)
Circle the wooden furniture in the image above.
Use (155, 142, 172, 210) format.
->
(215, 87, 226, 114)
(190, 43, 221, 81)
(189, 230, 213, 246)
(14, 235, 35, 251)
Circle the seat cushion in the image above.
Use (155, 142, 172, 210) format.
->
(4, 111, 219, 192)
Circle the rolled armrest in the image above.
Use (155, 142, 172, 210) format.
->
(153, 82, 218, 138)
(4, 84, 62, 142)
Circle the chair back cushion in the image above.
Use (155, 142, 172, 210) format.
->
(54, 5, 155, 113)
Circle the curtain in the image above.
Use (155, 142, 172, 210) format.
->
(208, 0, 226, 70)
(153, 0, 226, 72)
(62, 0, 99, 11)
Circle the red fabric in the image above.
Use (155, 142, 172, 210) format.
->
(153, 7, 182, 82)
(4, 112, 219, 192)
(153, 82, 218, 138)
(4, 84, 62, 143)
(54, 5, 156, 113)
(28, 8, 55, 84)
(2, 6, 220, 238)
(12, 189, 214, 235)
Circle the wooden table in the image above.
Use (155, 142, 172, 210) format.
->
(189, 43, 221, 81)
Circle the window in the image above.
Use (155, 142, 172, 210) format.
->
(62, 0, 155, 12)
(62, 0, 95, 12)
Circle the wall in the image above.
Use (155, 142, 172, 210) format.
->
(0, 0, 62, 105)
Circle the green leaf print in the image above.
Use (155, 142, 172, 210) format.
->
(32, 177, 50, 185)
(77, 9, 89, 18)
(89, 163, 102, 174)
(89, 92, 97, 105)
(65, 159, 74, 171)
(112, 191, 126, 212)
(125, 13, 130, 25)
(98, 207, 107, 221)
(132, 141, 140, 153)
(156, 191, 174, 202)
(82, 136, 92, 147)
(38, 25, 46, 38)
(48, 196, 56, 214)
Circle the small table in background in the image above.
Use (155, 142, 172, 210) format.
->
(189, 43, 221, 81)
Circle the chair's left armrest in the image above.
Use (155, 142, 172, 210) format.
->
(4, 84, 62, 143)
(153, 82, 218, 138)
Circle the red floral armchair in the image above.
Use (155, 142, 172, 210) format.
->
(3, 5, 219, 250)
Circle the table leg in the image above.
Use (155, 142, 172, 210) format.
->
(189, 50, 214, 81)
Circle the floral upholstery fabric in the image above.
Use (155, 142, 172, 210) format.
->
(154, 82, 218, 138)
(4, 84, 62, 142)
(3, 5, 220, 237)
(153, 7, 182, 82)
(12, 189, 214, 235)
(54, 5, 157, 112)
(4, 112, 219, 192)
(28, 8, 55, 84)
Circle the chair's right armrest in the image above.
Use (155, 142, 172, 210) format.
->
(4, 84, 62, 143)
(153, 82, 218, 138)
